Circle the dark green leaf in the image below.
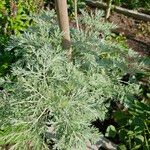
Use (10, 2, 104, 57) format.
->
(118, 144, 127, 150)
(113, 111, 129, 126)
(105, 125, 116, 138)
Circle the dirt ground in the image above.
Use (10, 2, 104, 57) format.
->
(109, 12, 150, 56)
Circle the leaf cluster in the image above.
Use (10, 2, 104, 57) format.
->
(0, 0, 44, 35)
(106, 100, 150, 150)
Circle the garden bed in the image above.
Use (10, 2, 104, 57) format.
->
(109, 12, 150, 56)
(0, 1, 150, 149)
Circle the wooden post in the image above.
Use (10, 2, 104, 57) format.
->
(55, 0, 72, 61)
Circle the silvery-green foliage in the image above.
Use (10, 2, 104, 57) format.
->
(0, 10, 140, 149)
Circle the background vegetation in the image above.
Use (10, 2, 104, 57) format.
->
(113, 0, 150, 9)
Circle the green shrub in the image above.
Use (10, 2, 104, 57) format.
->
(0, 35, 12, 77)
(113, 0, 150, 9)
(0, 0, 44, 35)
(0, 0, 44, 77)
(106, 100, 150, 150)
(0, 10, 141, 149)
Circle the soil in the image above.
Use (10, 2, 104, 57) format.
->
(109, 12, 150, 56)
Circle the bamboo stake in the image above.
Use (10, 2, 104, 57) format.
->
(55, 0, 72, 61)
(74, 0, 79, 30)
(105, 0, 112, 20)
